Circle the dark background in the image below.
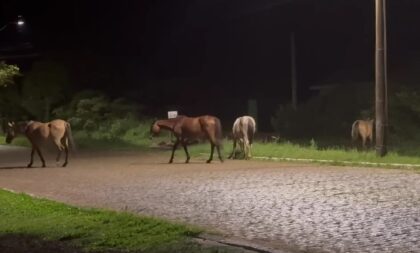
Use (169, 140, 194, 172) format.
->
(1, 0, 420, 130)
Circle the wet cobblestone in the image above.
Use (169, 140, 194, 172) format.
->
(0, 149, 419, 252)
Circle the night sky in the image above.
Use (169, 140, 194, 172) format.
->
(2, 0, 420, 129)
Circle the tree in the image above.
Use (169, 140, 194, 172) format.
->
(21, 60, 69, 121)
(0, 61, 20, 87)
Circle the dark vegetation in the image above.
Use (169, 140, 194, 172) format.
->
(2, 56, 420, 156)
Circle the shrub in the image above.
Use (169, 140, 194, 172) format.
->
(271, 82, 374, 139)
(271, 83, 420, 148)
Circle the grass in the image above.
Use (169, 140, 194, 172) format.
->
(251, 141, 420, 166)
(0, 189, 242, 253)
(0, 135, 30, 147)
(166, 139, 420, 168)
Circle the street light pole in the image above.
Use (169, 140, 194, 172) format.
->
(291, 32, 298, 110)
(0, 23, 10, 32)
(375, 0, 388, 156)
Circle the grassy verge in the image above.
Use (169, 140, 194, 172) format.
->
(251, 141, 420, 167)
(0, 189, 242, 253)
(0, 135, 30, 147)
(171, 140, 420, 168)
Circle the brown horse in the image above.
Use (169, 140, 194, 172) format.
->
(151, 115, 223, 163)
(351, 119, 374, 149)
(229, 116, 256, 160)
(5, 119, 75, 167)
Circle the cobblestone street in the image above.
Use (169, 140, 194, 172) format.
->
(1, 147, 420, 252)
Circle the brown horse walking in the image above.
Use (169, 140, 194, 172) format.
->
(5, 119, 75, 167)
(151, 115, 223, 163)
(351, 119, 374, 149)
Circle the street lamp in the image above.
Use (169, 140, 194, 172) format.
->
(16, 15, 25, 27)
(0, 15, 37, 60)
(0, 15, 26, 32)
(375, 0, 388, 157)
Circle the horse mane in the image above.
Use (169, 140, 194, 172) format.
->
(15, 121, 33, 134)
(154, 117, 183, 131)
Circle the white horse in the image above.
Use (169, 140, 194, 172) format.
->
(228, 116, 256, 159)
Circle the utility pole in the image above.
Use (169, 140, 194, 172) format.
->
(375, 0, 388, 156)
(291, 32, 297, 110)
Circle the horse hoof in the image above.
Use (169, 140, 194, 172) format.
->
(206, 160, 211, 163)
(42, 164, 46, 168)
(27, 164, 32, 168)
(185, 159, 190, 163)
(62, 163, 67, 167)
(169, 160, 173, 164)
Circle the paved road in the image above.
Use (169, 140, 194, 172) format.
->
(1, 146, 420, 253)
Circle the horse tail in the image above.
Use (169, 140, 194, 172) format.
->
(351, 120, 359, 141)
(248, 117, 256, 145)
(65, 122, 76, 153)
(214, 117, 223, 147)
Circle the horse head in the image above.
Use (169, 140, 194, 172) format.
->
(150, 121, 161, 139)
(5, 121, 30, 144)
(5, 121, 16, 144)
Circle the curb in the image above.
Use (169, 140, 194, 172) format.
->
(254, 156, 420, 169)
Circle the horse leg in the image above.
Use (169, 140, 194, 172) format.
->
(244, 139, 251, 159)
(243, 141, 249, 159)
(169, 139, 180, 163)
(368, 136, 373, 148)
(62, 145, 69, 167)
(362, 136, 366, 150)
(248, 143, 253, 159)
(56, 151, 62, 164)
(228, 139, 237, 159)
(182, 140, 190, 163)
(216, 144, 223, 163)
(27, 147, 35, 168)
(240, 139, 246, 159)
(57, 137, 69, 167)
(35, 147, 46, 167)
(55, 140, 64, 165)
(207, 143, 215, 163)
(62, 137, 70, 167)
